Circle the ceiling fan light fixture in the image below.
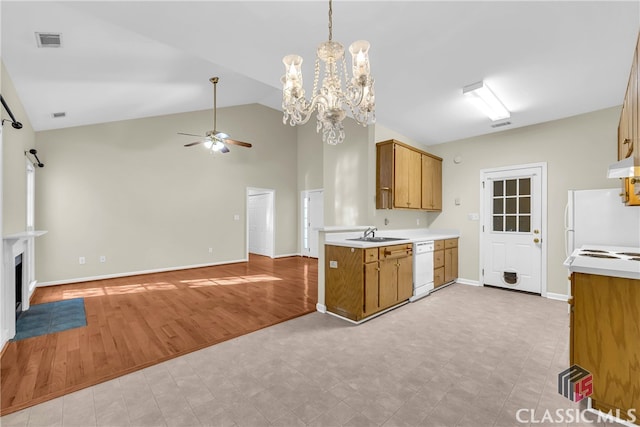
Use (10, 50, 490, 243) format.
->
(281, 0, 375, 145)
(463, 81, 510, 121)
(180, 77, 252, 153)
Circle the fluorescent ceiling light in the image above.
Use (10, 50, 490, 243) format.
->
(463, 81, 510, 121)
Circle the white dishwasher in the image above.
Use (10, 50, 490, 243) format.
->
(410, 241, 434, 302)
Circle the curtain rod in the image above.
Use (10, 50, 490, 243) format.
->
(0, 94, 23, 129)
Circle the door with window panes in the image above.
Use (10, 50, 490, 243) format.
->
(482, 167, 542, 294)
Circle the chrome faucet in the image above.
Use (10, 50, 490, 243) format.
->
(363, 227, 377, 239)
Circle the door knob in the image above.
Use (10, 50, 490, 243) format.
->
(534, 238, 540, 243)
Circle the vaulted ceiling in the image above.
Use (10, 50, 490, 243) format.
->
(2, 1, 638, 145)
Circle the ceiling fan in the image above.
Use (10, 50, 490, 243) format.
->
(179, 77, 252, 153)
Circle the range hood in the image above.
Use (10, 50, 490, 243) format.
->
(607, 156, 640, 178)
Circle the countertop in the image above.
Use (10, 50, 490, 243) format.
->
(564, 245, 640, 281)
(325, 228, 460, 249)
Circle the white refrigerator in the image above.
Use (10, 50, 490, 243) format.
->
(565, 188, 640, 257)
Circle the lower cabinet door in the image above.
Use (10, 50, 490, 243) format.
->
(434, 267, 445, 287)
(444, 247, 458, 283)
(363, 262, 380, 316)
(379, 259, 398, 309)
(397, 256, 413, 301)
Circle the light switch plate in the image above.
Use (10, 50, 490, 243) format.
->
(468, 213, 480, 221)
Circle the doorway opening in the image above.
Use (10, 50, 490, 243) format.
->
(301, 189, 324, 258)
(480, 163, 547, 296)
(246, 188, 275, 258)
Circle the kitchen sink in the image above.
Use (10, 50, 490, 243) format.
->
(347, 236, 408, 242)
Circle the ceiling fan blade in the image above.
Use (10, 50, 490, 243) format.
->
(225, 138, 252, 148)
(178, 132, 205, 138)
(220, 145, 231, 154)
(184, 141, 205, 147)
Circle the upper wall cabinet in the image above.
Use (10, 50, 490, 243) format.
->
(618, 33, 640, 206)
(376, 139, 443, 211)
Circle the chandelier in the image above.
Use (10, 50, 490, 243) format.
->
(281, 0, 375, 145)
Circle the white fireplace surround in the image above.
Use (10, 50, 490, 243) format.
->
(2, 230, 46, 344)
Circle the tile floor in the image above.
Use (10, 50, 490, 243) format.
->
(0, 284, 624, 426)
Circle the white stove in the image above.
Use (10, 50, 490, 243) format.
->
(564, 245, 640, 280)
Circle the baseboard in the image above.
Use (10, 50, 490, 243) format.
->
(325, 301, 409, 325)
(546, 292, 569, 302)
(456, 278, 481, 286)
(273, 253, 301, 259)
(37, 258, 249, 287)
(316, 303, 326, 313)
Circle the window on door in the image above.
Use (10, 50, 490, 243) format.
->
(492, 178, 531, 233)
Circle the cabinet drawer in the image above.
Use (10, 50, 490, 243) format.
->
(434, 267, 445, 287)
(445, 238, 458, 249)
(434, 250, 444, 268)
(364, 248, 379, 263)
(380, 244, 412, 259)
(434, 240, 444, 250)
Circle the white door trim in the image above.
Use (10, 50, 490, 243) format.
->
(246, 187, 275, 259)
(479, 162, 548, 297)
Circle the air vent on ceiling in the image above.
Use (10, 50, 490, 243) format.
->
(491, 121, 511, 128)
(35, 32, 62, 48)
(52, 112, 66, 118)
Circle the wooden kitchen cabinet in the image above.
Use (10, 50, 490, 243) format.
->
(379, 245, 413, 308)
(444, 239, 459, 283)
(617, 32, 640, 206)
(421, 154, 442, 211)
(570, 273, 640, 423)
(434, 238, 458, 288)
(325, 244, 413, 321)
(394, 144, 422, 209)
(434, 240, 445, 287)
(376, 139, 442, 211)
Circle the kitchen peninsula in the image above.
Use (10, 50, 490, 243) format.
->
(565, 245, 640, 425)
(318, 228, 460, 323)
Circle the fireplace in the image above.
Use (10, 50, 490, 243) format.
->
(2, 230, 47, 346)
(15, 253, 23, 317)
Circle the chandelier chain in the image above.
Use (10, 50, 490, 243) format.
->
(328, 0, 333, 41)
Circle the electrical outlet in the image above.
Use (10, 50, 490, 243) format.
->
(208, 247, 213, 253)
(468, 213, 480, 221)
(233, 214, 240, 221)
(416, 218, 420, 225)
(79, 256, 86, 265)
(100, 256, 106, 263)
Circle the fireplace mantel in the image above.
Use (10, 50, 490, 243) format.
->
(3, 230, 47, 245)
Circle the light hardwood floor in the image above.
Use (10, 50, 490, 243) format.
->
(0, 255, 317, 416)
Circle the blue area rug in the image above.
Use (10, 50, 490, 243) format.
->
(12, 298, 87, 341)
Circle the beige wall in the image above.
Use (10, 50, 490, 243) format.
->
(2, 61, 35, 234)
(297, 122, 323, 192)
(34, 104, 298, 283)
(427, 106, 621, 295)
(322, 119, 371, 226)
